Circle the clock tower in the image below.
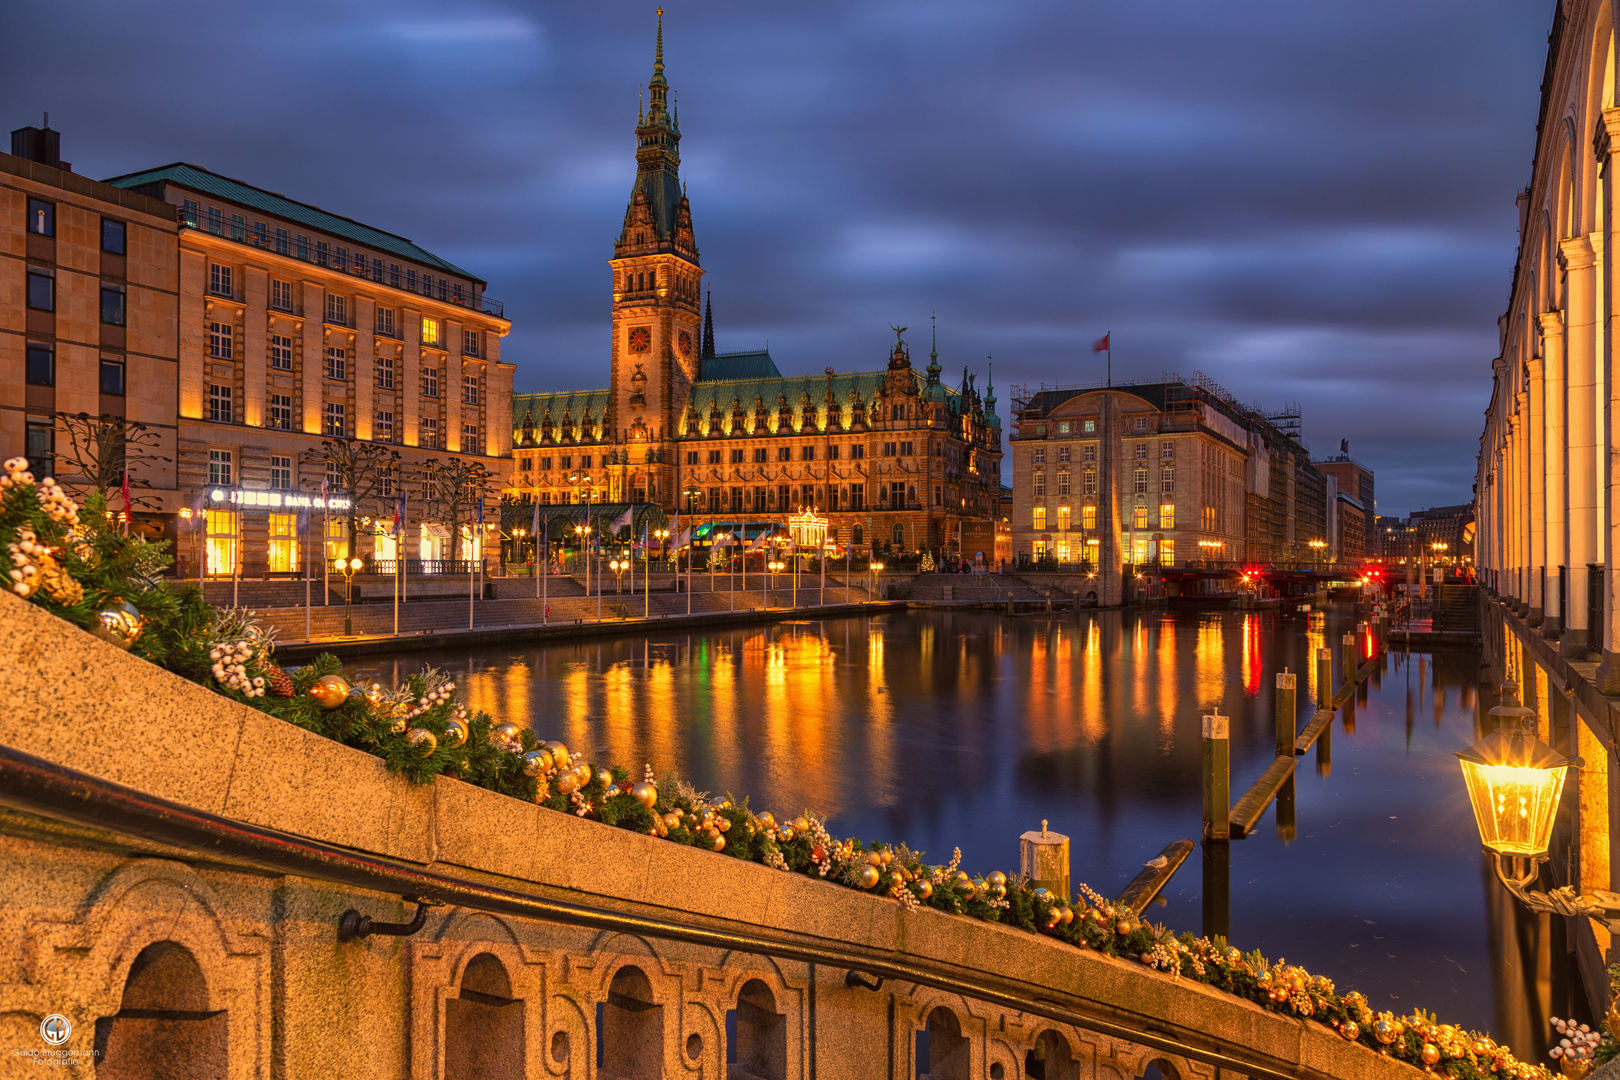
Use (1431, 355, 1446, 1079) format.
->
(609, 9, 702, 507)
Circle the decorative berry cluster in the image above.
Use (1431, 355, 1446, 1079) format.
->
(210, 641, 266, 697)
(1, 458, 79, 527)
(6, 527, 44, 598)
(1549, 1017, 1600, 1062)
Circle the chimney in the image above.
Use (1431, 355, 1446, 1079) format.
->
(11, 116, 69, 171)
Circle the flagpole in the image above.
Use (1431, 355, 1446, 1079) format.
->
(322, 498, 330, 606)
(1107, 341, 1112, 388)
(729, 527, 735, 612)
(541, 518, 548, 624)
(533, 499, 541, 600)
(232, 505, 240, 609)
(643, 523, 650, 619)
(393, 494, 403, 638)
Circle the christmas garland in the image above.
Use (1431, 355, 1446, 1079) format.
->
(0, 457, 1579, 1078)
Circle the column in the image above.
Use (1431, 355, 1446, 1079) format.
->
(1528, 362, 1546, 624)
(1564, 233, 1601, 657)
(1543, 312, 1567, 637)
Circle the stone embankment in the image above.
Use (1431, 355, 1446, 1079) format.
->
(0, 594, 1424, 1079)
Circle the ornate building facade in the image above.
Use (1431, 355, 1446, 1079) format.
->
(507, 17, 1002, 556)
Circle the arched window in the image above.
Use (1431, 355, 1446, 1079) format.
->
(95, 941, 225, 1080)
(728, 979, 786, 1079)
(919, 1007, 968, 1080)
(446, 952, 523, 1080)
(600, 966, 662, 1079)
(1024, 1030, 1078, 1080)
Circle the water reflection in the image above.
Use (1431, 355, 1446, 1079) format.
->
(359, 607, 1564, 1059)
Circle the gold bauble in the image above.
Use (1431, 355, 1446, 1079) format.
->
(389, 716, 408, 735)
(523, 751, 550, 777)
(711, 836, 725, 852)
(758, 812, 776, 830)
(532, 776, 549, 802)
(1116, 918, 1136, 936)
(1373, 1020, 1397, 1045)
(595, 768, 613, 788)
(631, 781, 658, 809)
(1059, 907, 1074, 925)
(574, 762, 593, 787)
(916, 879, 933, 900)
(443, 718, 468, 749)
(89, 599, 144, 650)
(556, 771, 580, 795)
(1033, 887, 1051, 904)
(406, 728, 437, 754)
(544, 740, 570, 767)
(1341, 1021, 1360, 1041)
(663, 812, 680, 830)
(308, 674, 352, 709)
(792, 816, 810, 834)
(857, 865, 880, 889)
(987, 870, 1007, 889)
(1420, 1044, 1440, 1067)
(489, 721, 522, 746)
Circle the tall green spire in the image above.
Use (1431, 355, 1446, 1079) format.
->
(618, 8, 685, 248)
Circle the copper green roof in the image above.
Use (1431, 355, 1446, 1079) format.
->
(513, 388, 611, 443)
(698, 349, 781, 381)
(102, 162, 481, 282)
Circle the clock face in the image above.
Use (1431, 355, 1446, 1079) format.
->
(677, 330, 693, 357)
(628, 327, 651, 353)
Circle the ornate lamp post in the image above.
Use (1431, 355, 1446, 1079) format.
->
(653, 526, 670, 567)
(333, 556, 364, 636)
(609, 555, 629, 594)
(1454, 684, 1611, 923)
(1308, 538, 1325, 570)
(869, 559, 884, 603)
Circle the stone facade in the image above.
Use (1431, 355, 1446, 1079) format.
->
(1009, 378, 1332, 603)
(505, 21, 1003, 559)
(0, 127, 180, 514)
(0, 590, 1421, 1080)
(93, 163, 514, 578)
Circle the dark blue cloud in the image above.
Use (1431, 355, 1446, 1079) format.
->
(1, 0, 1549, 513)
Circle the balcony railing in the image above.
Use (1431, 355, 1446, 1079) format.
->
(180, 217, 504, 319)
(370, 558, 486, 576)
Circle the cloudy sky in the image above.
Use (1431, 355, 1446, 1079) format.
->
(6, 2, 1550, 513)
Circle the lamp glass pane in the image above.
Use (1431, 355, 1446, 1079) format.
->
(1458, 759, 1566, 856)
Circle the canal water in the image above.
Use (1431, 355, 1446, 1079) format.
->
(355, 604, 1573, 1059)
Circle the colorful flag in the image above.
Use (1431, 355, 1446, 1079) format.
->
(394, 489, 406, 536)
(119, 466, 133, 522)
(1092, 333, 1110, 353)
(749, 531, 772, 552)
(675, 526, 693, 549)
(610, 506, 633, 534)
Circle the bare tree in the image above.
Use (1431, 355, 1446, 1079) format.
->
(415, 457, 495, 564)
(300, 439, 402, 559)
(53, 412, 171, 510)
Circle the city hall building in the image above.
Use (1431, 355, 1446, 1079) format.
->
(506, 19, 1004, 558)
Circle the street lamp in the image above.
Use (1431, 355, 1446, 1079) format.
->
(333, 556, 364, 636)
(1308, 538, 1325, 569)
(653, 526, 670, 566)
(1454, 683, 1607, 923)
(609, 554, 629, 594)
(869, 559, 884, 603)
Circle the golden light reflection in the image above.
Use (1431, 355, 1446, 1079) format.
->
(1081, 619, 1103, 745)
(1241, 613, 1261, 697)
(1157, 617, 1178, 752)
(863, 625, 896, 807)
(1306, 615, 1326, 707)
(565, 664, 595, 751)
(1130, 616, 1151, 720)
(1027, 628, 1050, 745)
(1195, 614, 1225, 712)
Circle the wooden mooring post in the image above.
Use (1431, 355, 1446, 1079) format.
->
(1201, 712, 1229, 843)
(1342, 632, 1355, 683)
(1275, 669, 1295, 756)
(1316, 645, 1333, 707)
(1019, 820, 1070, 901)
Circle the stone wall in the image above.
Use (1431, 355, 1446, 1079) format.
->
(0, 593, 1419, 1079)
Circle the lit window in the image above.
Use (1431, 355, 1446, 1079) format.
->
(1159, 538, 1175, 566)
(267, 513, 299, 572)
(1032, 507, 1046, 530)
(27, 198, 54, 236)
(1134, 504, 1149, 529)
(204, 509, 239, 575)
(1057, 507, 1071, 531)
(1082, 505, 1097, 530)
(1160, 503, 1176, 529)
(421, 317, 442, 346)
(1058, 421, 1070, 434)
(1083, 420, 1095, 433)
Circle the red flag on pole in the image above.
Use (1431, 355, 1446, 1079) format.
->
(1092, 333, 1110, 353)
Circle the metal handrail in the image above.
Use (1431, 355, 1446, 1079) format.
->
(0, 743, 1320, 1080)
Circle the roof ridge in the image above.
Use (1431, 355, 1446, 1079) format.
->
(103, 162, 426, 247)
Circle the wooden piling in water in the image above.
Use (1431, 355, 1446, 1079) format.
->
(1275, 670, 1296, 757)
(1115, 838, 1194, 912)
(1201, 712, 1229, 844)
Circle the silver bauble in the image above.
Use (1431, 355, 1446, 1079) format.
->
(89, 599, 144, 650)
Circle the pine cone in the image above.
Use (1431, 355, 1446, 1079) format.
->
(264, 663, 295, 698)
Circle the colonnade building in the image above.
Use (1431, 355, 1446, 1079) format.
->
(504, 18, 1004, 558)
(1477, 0, 1620, 680)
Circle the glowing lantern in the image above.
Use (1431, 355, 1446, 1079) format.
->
(1456, 694, 1571, 858)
